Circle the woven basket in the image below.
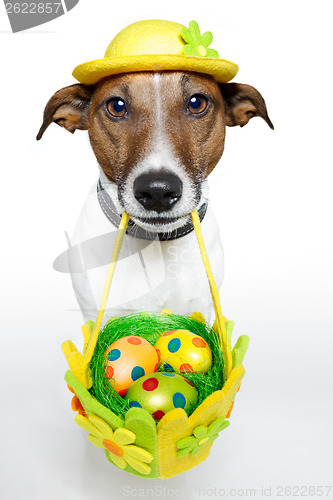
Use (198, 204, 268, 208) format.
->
(62, 210, 249, 478)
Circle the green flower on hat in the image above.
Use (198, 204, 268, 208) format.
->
(176, 416, 230, 458)
(180, 20, 219, 58)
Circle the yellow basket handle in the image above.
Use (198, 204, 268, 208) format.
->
(82, 211, 129, 374)
(191, 210, 232, 377)
(82, 209, 232, 379)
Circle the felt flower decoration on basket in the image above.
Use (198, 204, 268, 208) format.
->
(63, 210, 249, 479)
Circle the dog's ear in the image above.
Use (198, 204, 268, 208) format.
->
(219, 83, 274, 129)
(36, 84, 95, 140)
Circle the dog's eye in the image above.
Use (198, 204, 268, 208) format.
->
(187, 94, 208, 114)
(106, 98, 127, 118)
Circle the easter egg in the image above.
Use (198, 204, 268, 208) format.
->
(154, 329, 212, 373)
(125, 372, 197, 420)
(104, 336, 159, 397)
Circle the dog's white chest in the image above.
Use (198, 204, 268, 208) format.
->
(68, 183, 224, 324)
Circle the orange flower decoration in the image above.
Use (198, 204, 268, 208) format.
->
(67, 384, 87, 417)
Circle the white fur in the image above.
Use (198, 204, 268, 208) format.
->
(69, 177, 224, 325)
(120, 74, 199, 232)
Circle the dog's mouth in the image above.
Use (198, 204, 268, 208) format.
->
(129, 213, 192, 233)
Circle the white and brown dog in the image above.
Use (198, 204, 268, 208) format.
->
(37, 71, 273, 323)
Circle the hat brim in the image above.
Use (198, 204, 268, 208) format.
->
(72, 54, 239, 85)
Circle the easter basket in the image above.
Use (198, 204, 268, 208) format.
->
(62, 210, 249, 479)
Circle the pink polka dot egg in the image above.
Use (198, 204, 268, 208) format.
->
(125, 372, 197, 421)
(154, 329, 212, 373)
(104, 336, 159, 397)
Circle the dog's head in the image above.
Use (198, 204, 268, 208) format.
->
(37, 71, 273, 231)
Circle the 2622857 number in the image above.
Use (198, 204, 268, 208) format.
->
(276, 485, 332, 496)
(5, 3, 62, 14)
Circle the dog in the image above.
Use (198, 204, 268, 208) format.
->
(37, 70, 273, 324)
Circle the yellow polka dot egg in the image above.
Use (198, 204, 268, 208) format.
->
(154, 329, 212, 373)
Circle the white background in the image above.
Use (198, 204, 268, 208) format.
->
(0, 1, 332, 499)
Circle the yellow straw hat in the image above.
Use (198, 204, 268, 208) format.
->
(72, 20, 239, 85)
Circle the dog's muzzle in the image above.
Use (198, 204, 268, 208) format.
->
(133, 172, 182, 213)
(97, 179, 208, 241)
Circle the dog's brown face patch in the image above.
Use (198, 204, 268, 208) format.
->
(88, 71, 226, 185)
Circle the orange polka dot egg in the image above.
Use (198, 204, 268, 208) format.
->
(154, 329, 212, 373)
(104, 336, 159, 397)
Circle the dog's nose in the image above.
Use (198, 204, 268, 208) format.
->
(134, 172, 183, 212)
